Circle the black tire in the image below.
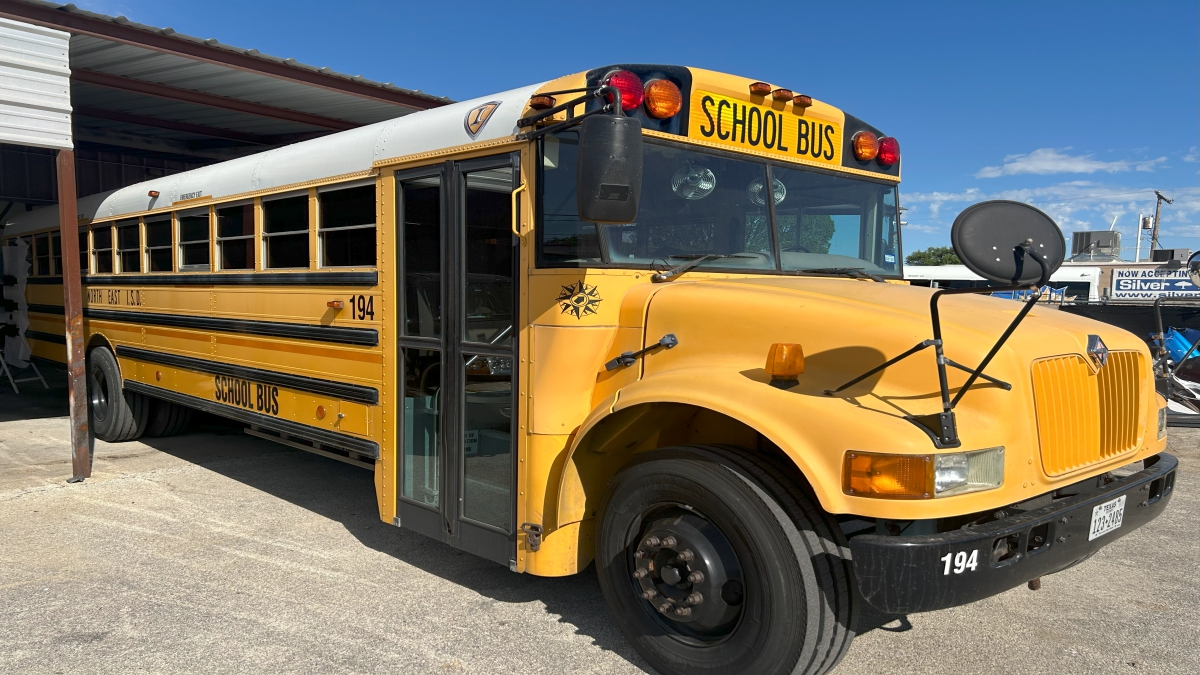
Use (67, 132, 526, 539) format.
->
(596, 445, 857, 675)
(143, 398, 193, 437)
(87, 346, 149, 442)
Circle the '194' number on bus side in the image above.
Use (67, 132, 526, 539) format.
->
(941, 550, 978, 575)
(349, 294, 374, 321)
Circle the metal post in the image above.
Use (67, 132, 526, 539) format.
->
(1149, 191, 1173, 257)
(57, 149, 91, 482)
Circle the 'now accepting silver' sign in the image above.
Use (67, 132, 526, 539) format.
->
(1111, 267, 1199, 300)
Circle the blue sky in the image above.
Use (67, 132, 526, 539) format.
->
(78, 0, 1199, 257)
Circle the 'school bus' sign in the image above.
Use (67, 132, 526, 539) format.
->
(690, 90, 843, 166)
(1111, 267, 1200, 300)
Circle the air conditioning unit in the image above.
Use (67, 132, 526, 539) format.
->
(1151, 248, 1191, 263)
(1071, 231, 1122, 260)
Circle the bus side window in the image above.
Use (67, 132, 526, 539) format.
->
(145, 216, 172, 272)
(33, 233, 50, 276)
(262, 195, 309, 269)
(215, 203, 254, 270)
(79, 230, 88, 273)
(116, 218, 140, 273)
(51, 232, 61, 276)
(178, 210, 211, 271)
(319, 185, 376, 268)
(92, 227, 113, 274)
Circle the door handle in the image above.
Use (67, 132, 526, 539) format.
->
(511, 183, 527, 237)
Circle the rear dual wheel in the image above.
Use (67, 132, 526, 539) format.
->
(87, 347, 191, 441)
(597, 445, 857, 675)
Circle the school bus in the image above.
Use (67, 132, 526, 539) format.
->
(2, 64, 1176, 675)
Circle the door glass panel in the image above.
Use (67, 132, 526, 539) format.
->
(462, 353, 512, 528)
(463, 167, 514, 346)
(402, 347, 441, 506)
(401, 176, 442, 338)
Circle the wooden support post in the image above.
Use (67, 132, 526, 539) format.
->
(57, 149, 91, 481)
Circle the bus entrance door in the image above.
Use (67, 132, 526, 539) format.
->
(396, 153, 520, 565)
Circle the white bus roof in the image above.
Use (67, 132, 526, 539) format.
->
(2, 81, 546, 237)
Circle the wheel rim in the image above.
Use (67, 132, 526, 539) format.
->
(89, 363, 109, 423)
(627, 505, 745, 644)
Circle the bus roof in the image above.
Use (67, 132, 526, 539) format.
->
(3, 81, 547, 235)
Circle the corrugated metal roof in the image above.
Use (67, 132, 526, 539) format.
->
(0, 16, 71, 149)
(3, 82, 547, 233)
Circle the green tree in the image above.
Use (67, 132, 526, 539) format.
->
(905, 246, 960, 266)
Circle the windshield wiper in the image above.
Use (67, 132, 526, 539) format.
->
(795, 267, 885, 282)
(651, 254, 754, 283)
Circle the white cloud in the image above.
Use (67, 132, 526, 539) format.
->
(976, 148, 1167, 178)
(902, 223, 939, 234)
(1184, 147, 1199, 163)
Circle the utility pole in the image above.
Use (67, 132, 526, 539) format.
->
(1149, 190, 1173, 256)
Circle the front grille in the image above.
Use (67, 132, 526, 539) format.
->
(1031, 351, 1142, 477)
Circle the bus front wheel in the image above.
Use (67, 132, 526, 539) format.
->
(596, 445, 857, 675)
(87, 346, 149, 442)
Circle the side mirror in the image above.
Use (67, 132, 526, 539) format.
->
(1188, 250, 1200, 288)
(950, 200, 1065, 286)
(576, 115, 643, 224)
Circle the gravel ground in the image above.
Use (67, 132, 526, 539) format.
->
(1, 362, 1196, 675)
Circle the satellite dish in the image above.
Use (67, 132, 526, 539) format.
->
(1187, 250, 1200, 288)
(950, 200, 1065, 285)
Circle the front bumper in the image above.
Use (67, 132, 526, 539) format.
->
(850, 453, 1178, 614)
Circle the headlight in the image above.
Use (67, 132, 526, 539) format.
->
(934, 447, 1005, 497)
(1158, 407, 1167, 439)
(844, 447, 1004, 499)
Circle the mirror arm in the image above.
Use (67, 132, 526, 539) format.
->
(516, 86, 622, 141)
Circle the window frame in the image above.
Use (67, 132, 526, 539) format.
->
(33, 232, 51, 276)
(261, 190, 311, 270)
(177, 207, 212, 272)
(317, 181, 378, 269)
(215, 199, 256, 271)
(91, 225, 114, 274)
(143, 214, 174, 273)
(115, 218, 142, 274)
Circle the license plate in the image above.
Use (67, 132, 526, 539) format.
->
(1088, 495, 1126, 541)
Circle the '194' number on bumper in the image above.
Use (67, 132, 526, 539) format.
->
(941, 549, 979, 575)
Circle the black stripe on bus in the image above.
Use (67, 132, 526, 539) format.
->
(124, 380, 380, 459)
(28, 304, 64, 315)
(80, 271, 377, 287)
(115, 345, 380, 405)
(25, 330, 66, 344)
(83, 308, 379, 346)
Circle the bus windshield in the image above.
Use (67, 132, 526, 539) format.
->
(539, 131, 901, 276)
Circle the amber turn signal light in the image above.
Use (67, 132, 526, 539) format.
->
(528, 94, 556, 110)
(748, 81, 772, 95)
(147, 190, 160, 197)
(792, 94, 813, 107)
(327, 300, 344, 309)
(766, 343, 804, 388)
(852, 131, 879, 161)
(644, 79, 682, 118)
(844, 451, 933, 499)
(771, 88, 793, 101)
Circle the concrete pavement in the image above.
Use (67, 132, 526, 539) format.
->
(1, 362, 1196, 674)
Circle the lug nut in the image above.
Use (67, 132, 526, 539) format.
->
(676, 550, 694, 562)
(687, 571, 704, 583)
(674, 607, 691, 617)
(686, 592, 704, 605)
(658, 603, 673, 614)
(633, 568, 647, 579)
(662, 536, 677, 547)
(644, 536, 661, 548)
(642, 589, 657, 599)
(634, 550, 646, 559)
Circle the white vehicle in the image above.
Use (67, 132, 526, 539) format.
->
(904, 264, 1101, 303)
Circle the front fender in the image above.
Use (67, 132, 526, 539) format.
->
(556, 365, 929, 526)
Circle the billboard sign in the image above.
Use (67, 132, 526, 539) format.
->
(1111, 267, 1200, 300)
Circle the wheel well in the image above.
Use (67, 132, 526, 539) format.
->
(558, 403, 813, 531)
